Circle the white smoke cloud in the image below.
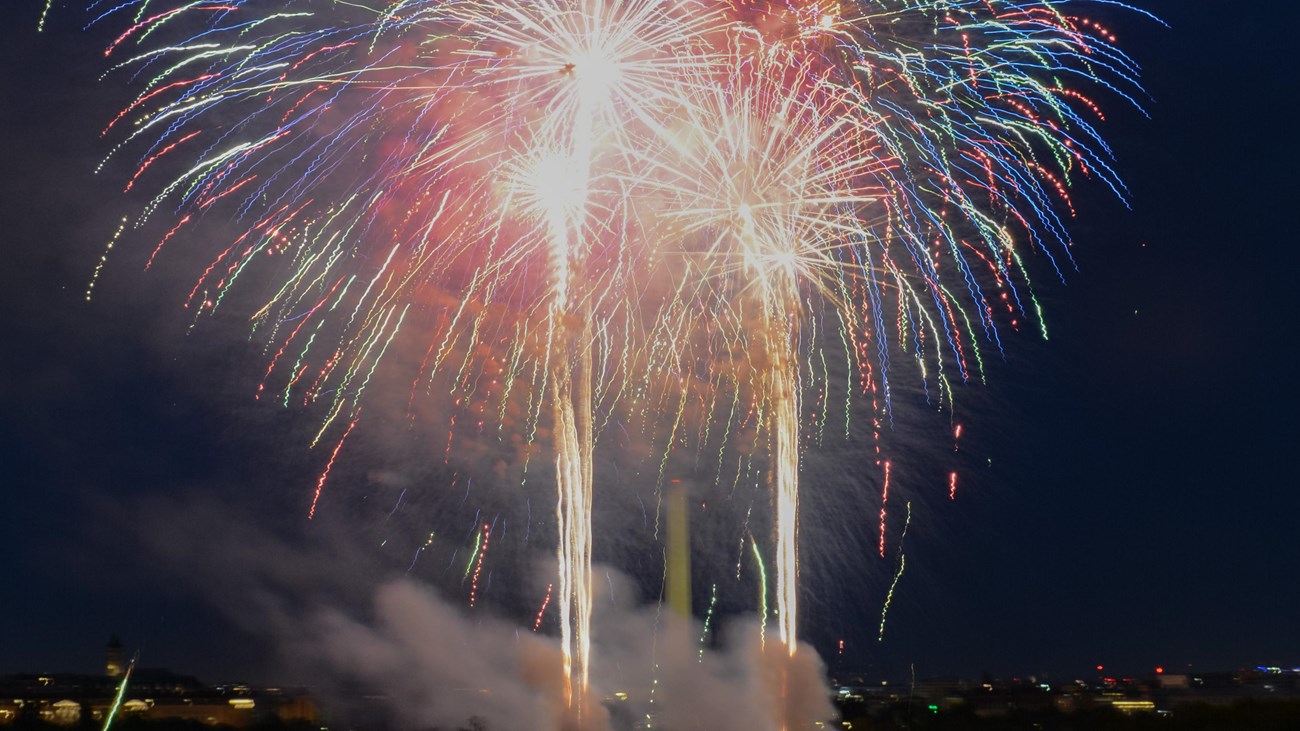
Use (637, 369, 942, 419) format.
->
(127, 496, 834, 731)
(306, 581, 562, 731)
(294, 572, 834, 731)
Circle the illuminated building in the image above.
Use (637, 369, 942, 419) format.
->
(0, 640, 317, 728)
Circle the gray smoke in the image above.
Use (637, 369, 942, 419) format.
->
(296, 572, 834, 731)
(127, 496, 834, 731)
(306, 580, 562, 731)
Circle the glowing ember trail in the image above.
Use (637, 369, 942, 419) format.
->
(469, 522, 490, 608)
(100, 652, 137, 731)
(534, 582, 554, 631)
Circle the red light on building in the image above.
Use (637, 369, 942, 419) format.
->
(1156, 667, 1164, 674)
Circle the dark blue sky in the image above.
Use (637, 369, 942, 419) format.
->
(1, 1, 1295, 687)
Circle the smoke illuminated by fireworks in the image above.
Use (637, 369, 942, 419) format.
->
(85, 0, 1152, 723)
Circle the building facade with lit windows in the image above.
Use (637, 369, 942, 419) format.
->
(0, 640, 318, 728)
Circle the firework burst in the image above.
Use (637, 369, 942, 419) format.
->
(85, 0, 1151, 724)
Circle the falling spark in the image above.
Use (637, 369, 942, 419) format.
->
(463, 526, 484, 580)
(308, 413, 359, 519)
(38, 0, 54, 32)
(879, 502, 912, 642)
(85, 217, 127, 302)
(699, 583, 718, 663)
(469, 522, 491, 608)
(534, 583, 554, 631)
(879, 461, 892, 558)
(751, 537, 769, 650)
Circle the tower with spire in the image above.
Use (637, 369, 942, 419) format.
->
(666, 478, 692, 618)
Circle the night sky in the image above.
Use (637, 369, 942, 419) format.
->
(2, 1, 1296, 689)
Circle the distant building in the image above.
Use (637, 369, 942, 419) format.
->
(0, 639, 318, 728)
(830, 666, 1300, 725)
